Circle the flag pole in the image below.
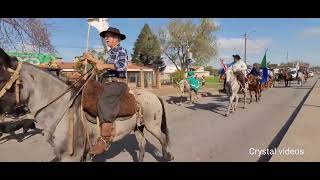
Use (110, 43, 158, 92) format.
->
(86, 24, 91, 52)
(84, 23, 91, 77)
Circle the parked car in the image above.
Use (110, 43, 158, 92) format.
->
(309, 71, 314, 77)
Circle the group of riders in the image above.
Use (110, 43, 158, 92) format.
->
(218, 55, 310, 94)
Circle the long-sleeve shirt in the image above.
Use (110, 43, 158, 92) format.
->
(105, 44, 128, 78)
(250, 68, 261, 77)
(231, 60, 247, 76)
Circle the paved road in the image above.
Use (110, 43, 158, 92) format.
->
(0, 77, 317, 162)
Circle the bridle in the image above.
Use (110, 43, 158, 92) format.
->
(0, 62, 22, 105)
(0, 61, 99, 160)
(0, 61, 93, 112)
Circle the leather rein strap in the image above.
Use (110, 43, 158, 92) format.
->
(0, 62, 22, 102)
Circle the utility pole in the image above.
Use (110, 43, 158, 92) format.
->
(244, 30, 255, 64)
(286, 51, 291, 68)
(244, 33, 247, 64)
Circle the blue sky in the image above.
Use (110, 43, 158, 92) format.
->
(48, 18, 320, 68)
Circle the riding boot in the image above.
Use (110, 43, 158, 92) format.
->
(219, 80, 227, 93)
(90, 122, 114, 155)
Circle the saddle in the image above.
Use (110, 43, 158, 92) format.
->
(82, 80, 138, 120)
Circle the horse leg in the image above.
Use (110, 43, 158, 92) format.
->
(189, 91, 193, 104)
(250, 90, 253, 104)
(145, 126, 174, 161)
(234, 94, 239, 111)
(134, 126, 146, 162)
(255, 90, 258, 102)
(195, 92, 199, 101)
(226, 95, 234, 116)
(243, 89, 247, 109)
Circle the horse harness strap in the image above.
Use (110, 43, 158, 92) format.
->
(0, 62, 22, 103)
(67, 106, 74, 155)
(47, 71, 96, 145)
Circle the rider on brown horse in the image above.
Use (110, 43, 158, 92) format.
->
(82, 27, 137, 156)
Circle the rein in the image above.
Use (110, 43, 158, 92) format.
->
(45, 71, 96, 140)
(0, 62, 22, 104)
(33, 68, 94, 118)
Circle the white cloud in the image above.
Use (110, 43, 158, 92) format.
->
(301, 27, 320, 37)
(216, 37, 272, 62)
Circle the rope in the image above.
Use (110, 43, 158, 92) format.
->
(33, 68, 94, 118)
(0, 62, 22, 98)
(46, 71, 96, 141)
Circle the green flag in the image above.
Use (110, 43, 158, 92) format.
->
(260, 50, 268, 83)
(260, 51, 267, 68)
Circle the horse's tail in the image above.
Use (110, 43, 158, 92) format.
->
(158, 96, 170, 146)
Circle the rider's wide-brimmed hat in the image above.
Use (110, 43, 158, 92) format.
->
(100, 27, 126, 40)
(232, 54, 241, 59)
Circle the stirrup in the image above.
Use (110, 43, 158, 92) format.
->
(93, 136, 111, 151)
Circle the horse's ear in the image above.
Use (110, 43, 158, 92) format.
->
(9, 57, 18, 70)
(0, 48, 10, 68)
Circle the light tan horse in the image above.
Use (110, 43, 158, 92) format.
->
(177, 79, 199, 105)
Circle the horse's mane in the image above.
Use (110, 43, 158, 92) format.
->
(23, 62, 68, 87)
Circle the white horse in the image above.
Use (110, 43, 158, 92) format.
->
(225, 69, 247, 117)
(297, 71, 304, 87)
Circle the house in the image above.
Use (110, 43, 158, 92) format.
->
(127, 63, 155, 89)
(39, 61, 157, 89)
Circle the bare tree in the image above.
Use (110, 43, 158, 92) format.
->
(0, 18, 55, 53)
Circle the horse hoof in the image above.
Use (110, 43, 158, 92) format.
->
(225, 114, 229, 117)
(164, 153, 174, 161)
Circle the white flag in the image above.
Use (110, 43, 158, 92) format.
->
(87, 18, 109, 33)
(296, 61, 300, 70)
(87, 18, 110, 51)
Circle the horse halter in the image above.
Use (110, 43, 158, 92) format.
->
(0, 62, 22, 105)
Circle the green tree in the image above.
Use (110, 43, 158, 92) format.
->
(158, 18, 219, 71)
(170, 69, 185, 86)
(131, 24, 162, 66)
(132, 24, 167, 89)
(204, 66, 215, 75)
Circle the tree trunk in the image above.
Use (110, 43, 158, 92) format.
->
(140, 68, 144, 89)
(156, 69, 161, 89)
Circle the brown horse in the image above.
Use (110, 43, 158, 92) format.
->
(283, 70, 293, 87)
(247, 75, 261, 103)
(266, 75, 274, 88)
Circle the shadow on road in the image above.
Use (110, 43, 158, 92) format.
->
(166, 96, 188, 104)
(273, 85, 291, 88)
(185, 102, 227, 117)
(292, 86, 312, 89)
(0, 129, 44, 144)
(166, 91, 224, 105)
(199, 91, 219, 97)
(93, 134, 167, 162)
(303, 104, 320, 108)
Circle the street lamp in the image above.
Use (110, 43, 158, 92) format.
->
(244, 30, 256, 64)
